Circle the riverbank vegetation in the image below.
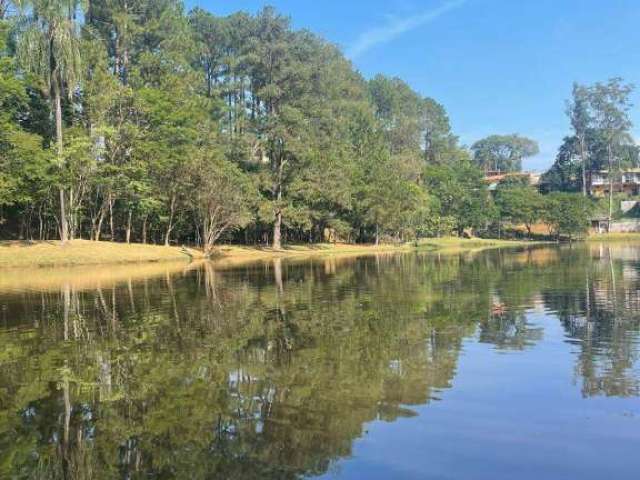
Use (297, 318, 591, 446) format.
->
(0, 2, 636, 253)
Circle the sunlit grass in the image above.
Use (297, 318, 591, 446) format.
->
(415, 237, 533, 253)
(0, 237, 538, 270)
(0, 239, 202, 268)
(586, 233, 640, 242)
(0, 261, 205, 293)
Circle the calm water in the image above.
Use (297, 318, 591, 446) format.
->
(1, 244, 639, 479)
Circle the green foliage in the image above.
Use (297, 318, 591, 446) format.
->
(540, 136, 584, 192)
(0, 18, 52, 223)
(0, 2, 614, 246)
(543, 192, 593, 239)
(424, 158, 496, 236)
(471, 134, 539, 173)
(188, 151, 257, 253)
(421, 97, 458, 164)
(495, 186, 544, 236)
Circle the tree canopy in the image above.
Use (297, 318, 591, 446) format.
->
(6, 1, 626, 246)
(472, 134, 539, 173)
(0, 1, 508, 246)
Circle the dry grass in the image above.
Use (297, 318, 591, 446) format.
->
(0, 238, 537, 292)
(0, 239, 203, 268)
(415, 237, 534, 253)
(510, 223, 552, 236)
(586, 232, 640, 242)
(0, 237, 535, 270)
(0, 260, 205, 293)
(207, 243, 416, 269)
(209, 238, 534, 269)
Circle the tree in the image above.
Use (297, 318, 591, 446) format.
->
(587, 78, 634, 221)
(424, 156, 496, 236)
(362, 154, 431, 244)
(495, 185, 544, 237)
(543, 192, 592, 241)
(368, 74, 422, 157)
(244, 7, 306, 249)
(14, 0, 84, 242)
(86, 0, 146, 85)
(566, 83, 593, 196)
(421, 97, 457, 164)
(471, 134, 539, 173)
(0, 19, 52, 231)
(541, 136, 583, 193)
(188, 153, 255, 256)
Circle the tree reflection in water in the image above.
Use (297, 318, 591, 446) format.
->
(0, 244, 639, 478)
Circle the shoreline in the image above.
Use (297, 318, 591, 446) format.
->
(585, 232, 640, 242)
(0, 238, 536, 269)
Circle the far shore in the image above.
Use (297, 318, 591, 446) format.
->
(0, 237, 538, 269)
(585, 232, 640, 242)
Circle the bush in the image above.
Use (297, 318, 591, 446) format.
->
(543, 193, 593, 240)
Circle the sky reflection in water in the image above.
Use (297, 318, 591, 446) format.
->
(0, 244, 639, 479)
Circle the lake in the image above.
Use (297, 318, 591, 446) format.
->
(0, 244, 639, 479)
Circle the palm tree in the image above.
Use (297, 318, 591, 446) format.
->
(14, 0, 83, 242)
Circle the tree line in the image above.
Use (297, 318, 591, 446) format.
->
(0, 1, 632, 250)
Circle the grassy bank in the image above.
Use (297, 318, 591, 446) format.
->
(0, 261, 205, 293)
(0, 237, 534, 269)
(586, 233, 640, 242)
(415, 237, 531, 253)
(0, 240, 203, 268)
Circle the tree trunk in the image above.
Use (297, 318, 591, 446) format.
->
(54, 89, 68, 243)
(272, 161, 283, 250)
(68, 187, 76, 240)
(581, 136, 588, 197)
(38, 207, 44, 241)
(273, 210, 282, 250)
(608, 143, 614, 228)
(142, 216, 147, 244)
(109, 196, 115, 241)
(18, 214, 25, 240)
(375, 224, 380, 246)
(164, 195, 176, 246)
(95, 205, 106, 241)
(126, 209, 132, 243)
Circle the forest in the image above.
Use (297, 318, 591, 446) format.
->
(0, 1, 637, 252)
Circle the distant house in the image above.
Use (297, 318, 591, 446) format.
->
(588, 169, 640, 197)
(590, 216, 610, 234)
(483, 171, 541, 191)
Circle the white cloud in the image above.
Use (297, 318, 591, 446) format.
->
(347, 0, 467, 59)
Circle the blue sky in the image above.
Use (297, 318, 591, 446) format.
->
(185, 0, 640, 171)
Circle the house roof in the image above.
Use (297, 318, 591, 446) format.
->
(482, 172, 541, 185)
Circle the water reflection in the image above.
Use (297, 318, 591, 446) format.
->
(0, 245, 639, 478)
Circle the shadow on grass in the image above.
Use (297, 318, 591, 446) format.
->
(0, 240, 61, 248)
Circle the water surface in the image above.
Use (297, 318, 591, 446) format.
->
(1, 244, 639, 479)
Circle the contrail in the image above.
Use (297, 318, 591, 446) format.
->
(347, 0, 467, 59)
